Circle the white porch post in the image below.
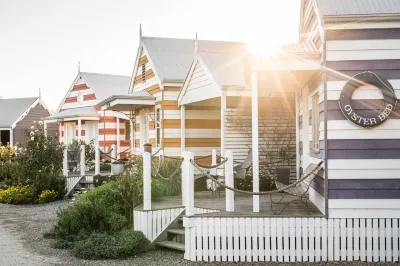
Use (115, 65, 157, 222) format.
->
(111, 144, 117, 163)
(143, 151, 151, 210)
(9, 128, 13, 146)
(181, 151, 187, 206)
(302, 87, 310, 168)
(220, 90, 226, 156)
(59, 123, 62, 143)
(80, 144, 85, 176)
(130, 119, 134, 155)
(77, 119, 82, 140)
(251, 71, 260, 213)
(295, 92, 300, 179)
(225, 150, 234, 212)
(95, 144, 100, 175)
(63, 146, 68, 176)
(184, 151, 194, 216)
(43, 121, 48, 136)
(116, 118, 120, 159)
(180, 105, 185, 152)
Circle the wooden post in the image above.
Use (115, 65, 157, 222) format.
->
(77, 119, 82, 140)
(181, 151, 187, 206)
(295, 92, 300, 180)
(63, 146, 68, 176)
(130, 119, 134, 155)
(43, 121, 48, 136)
(80, 144, 85, 176)
(143, 151, 151, 210)
(181, 105, 185, 152)
(211, 149, 217, 176)
(159, 149, 164, 164)
(225, 150, 234, 212)
(95, 144, 100, 175)
(9, 128, 13, 146)
(220, 90, 226, 156)
(111, 144, 117, 163)
(116, 118, 120, 159)
(251, 71, 260, 212)
(185, 151, 194, 216)
(59, 123, 62, 143)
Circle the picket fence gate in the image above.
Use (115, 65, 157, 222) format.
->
(183, 216, 400, 262)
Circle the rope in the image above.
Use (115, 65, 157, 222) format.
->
(99, 149, 118, 161)
(117, 148, 131, 155)
(194, 158, 228, 169)
(151, 159, 183, 180)
(191, 160, 323, 196)
(152, 149, 161, 157)
(194, 154, 213, 160)
(164, 155, 184, 161)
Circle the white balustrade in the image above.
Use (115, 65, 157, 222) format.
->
(143, 151, 151, 210)
(225, 150, 234, 212)
(63, 146, 68, 176)
(80, 144, 85, 176)
(95, 144, 100, 175)
(184, 151, 194, 216)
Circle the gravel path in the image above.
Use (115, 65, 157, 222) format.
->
(0, 201, 396, 266)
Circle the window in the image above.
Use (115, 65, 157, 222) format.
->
(155, 107, 161, 147)
(77, 92, 84, 104)
(125, 121, 130, 140)
(312, 94, 320, 152)
(141, 63, 146, 83)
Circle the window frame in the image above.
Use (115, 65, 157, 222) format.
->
(141, 63, 146, 83)
(155, 107, 161, 147)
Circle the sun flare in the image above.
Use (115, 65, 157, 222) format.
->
(248, 39, 280, 58)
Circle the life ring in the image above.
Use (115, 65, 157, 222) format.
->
(339, 71, 397, 128)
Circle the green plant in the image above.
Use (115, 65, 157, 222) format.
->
(100, 162, 111, 171)
(153, 158, 182, 196)
(53, 181, 127, 242)
(111, 160, 125, 165)
(0, 185, 34, 204)
(68, 139, 95, 172)
(151, 179, 164, 200)
(93, 175, 119, 188)
(38, 189, 58, 204)
(72, 230, 149, 259)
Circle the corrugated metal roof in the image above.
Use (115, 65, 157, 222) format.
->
(0, 97, 37, 127)
(131, 90, 153, 97)
(199, 51, 247, 87)
(79, 72, 131, 101)
(142, 37, 246, 82)
(316, 0, 400, 17)
(43, 106, 99, 120)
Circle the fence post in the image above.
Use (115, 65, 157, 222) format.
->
(159, 149, 164, 164)
(111, 144, 117, 162)
(63, 146, 68, 176)
(185, 151, 194, 216)
(143, 151, 151, 210)
(181, 151, 187, 206)
(210, 149, 217, 191)
(80, 145, 85, 177)
(95, 145, 100, 175)
(225, 150, 234, 212)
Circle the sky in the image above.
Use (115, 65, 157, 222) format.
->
(0, 0, 301, 110)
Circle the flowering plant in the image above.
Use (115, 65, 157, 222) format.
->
(0, 185, 33, 204)
(38, 189, 58, 203)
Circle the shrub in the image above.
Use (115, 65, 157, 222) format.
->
(153, 158, 182, 196)
(15, 123, 64, 198)
(0, 185, 34, 204)
(72, 230, 149, 259)
(53, 181, 127, 242)
(38, 189, 58, 204)
(93, 174, 119, 188)
(151, 179, 164, 200)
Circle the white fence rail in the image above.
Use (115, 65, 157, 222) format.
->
(65, 176, 82, 197)
(183, 217, 400, 262)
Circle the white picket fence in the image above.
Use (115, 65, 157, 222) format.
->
(134, 207, 220, 242)
(65, 176, 82, 197)
(183, 217, 400, 262)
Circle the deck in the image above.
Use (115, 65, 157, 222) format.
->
(143, 191, 323, 217)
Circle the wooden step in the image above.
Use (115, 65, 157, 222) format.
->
(156, 241, 185, 252)
(178, 217, 183, 222)
(167, 229, 184, 235)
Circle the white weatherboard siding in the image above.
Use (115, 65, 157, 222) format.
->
(181, 60, 220, 105)
(132, 47, 160, 92)
(327, 80, 400, 100)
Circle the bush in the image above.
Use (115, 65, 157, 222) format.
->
(153, 158, 182, 196)
(72, 230, 149, 259)
(93, 174, 119, 188)
(151, 179, 164, 200)
(38, 189, 58, 204)
(0, 185, 34, 204)
(53, 181, 127, 242)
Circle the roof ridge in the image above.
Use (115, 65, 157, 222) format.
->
(0, 96, 38, 100)
(80, 72, 130, 78)
(142, 35, 246, 45)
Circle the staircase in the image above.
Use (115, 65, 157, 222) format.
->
(155, 217, 185, 252)
(67, 176, 94, 198)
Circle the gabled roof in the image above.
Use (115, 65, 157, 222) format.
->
(198, 51, 247, 88)
(0, 97, 38, 127)
(141, 36, 246, 83)
(79, 72, 131, 101)
(315, 0, 400, 18)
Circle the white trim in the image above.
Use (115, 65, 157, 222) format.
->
(56, 74, 79, 112)
(9, 128, 13, 146)
(220, 90, 226, 156)
(112, 111, 130, 120)
(163, 82, 183, 87)
(180, 105, 185, 152)
(11, 98, 43, 128)
(178, 59, 197, 106)
(251, 71, 259, 213)
(101, 98, 155, 111)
